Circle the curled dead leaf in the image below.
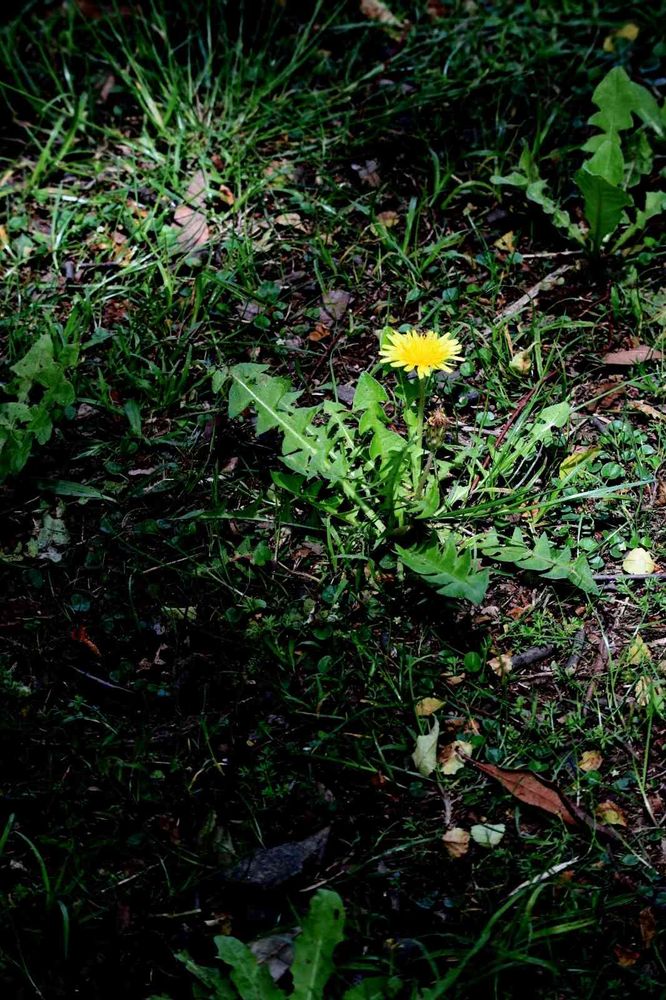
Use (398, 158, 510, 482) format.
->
(438, 740, 473, 775)
(488, 653, 512, 678)
(442, 827, 470, 859)
(613, 944, 640, 967)
(602, 345, 663, 366)
(639, 907, 656, 948)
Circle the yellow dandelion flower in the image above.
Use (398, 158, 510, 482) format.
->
(379, 328, 463, 379)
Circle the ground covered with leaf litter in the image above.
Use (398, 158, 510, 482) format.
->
(1, 1, 666, 997)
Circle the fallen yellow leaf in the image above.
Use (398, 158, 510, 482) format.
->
(595, 800, 627, 827)
(415, 697, 445, 717)
(626, 634, 652, 665)
(579, 750, 603, 772)
(623, 548, 656, 575)
(494, 230, 517, 252)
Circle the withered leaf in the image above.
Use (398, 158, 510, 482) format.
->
(602, 346, 663, 366)
(174, 168, 210, 251)
(319, 289, 351, 325)
(442, 827, 470, 859)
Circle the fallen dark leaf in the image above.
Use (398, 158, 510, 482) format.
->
(224, 827, 329, 888)
(602, 346, 663, 366)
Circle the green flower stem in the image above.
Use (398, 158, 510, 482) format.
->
(413, 376, 427, 498)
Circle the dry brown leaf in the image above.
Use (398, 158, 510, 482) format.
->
(595, 800, 627, 826)
(442, 827, 470, 859)
(174, 168, 210, 251)
(275, 212, 308, 231)
(415, 697, 445, 717)
(579, 750, 603, 772)
(219, 184, 235, 206)
(629, 400, 666, 422)
(319, 289, 352, 325)
(0, 224, 8, 249)
(602, 346, 663, 366)
(360, 0, 402, 25)
(467, 759, 579, 825)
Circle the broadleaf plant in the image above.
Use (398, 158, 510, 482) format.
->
(217, 359, 599, 606)
(0, 333, 78, 481)
(492, 66, 665, 253)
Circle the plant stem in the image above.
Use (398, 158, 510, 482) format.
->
(413, 377, 427, 498)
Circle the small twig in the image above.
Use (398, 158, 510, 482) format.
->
(68, 665, 134, 694)
(495, 264, 574, 322)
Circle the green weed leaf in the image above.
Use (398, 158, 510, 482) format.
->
(481, 529, 598, 594)
(575, 169, 631, 250)
(291, 889, 346, 1000)
(396, 536, 490, 605)
(214, 936, 283, 1000)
